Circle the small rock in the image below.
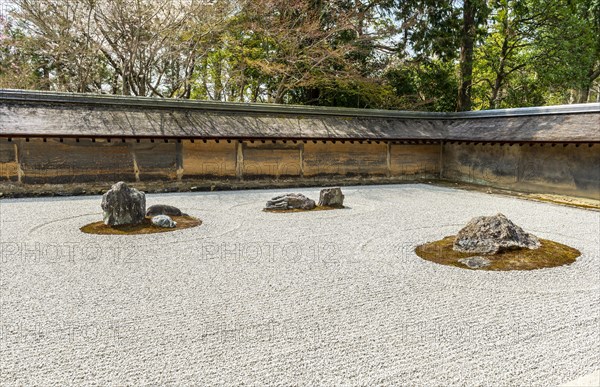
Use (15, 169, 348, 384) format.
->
(101, 182, 146, 226)
(151, 215, 177, 228)
(146, 204, 183, 217)
(453, 213, 540, 255)
(458, 256, 491, 269)
(318, 187, 344, 208)
(265, 193, 316, 211)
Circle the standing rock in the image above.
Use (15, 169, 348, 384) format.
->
(265, 193, 316, 211)
(318, 187, 345, 208)
(101, 182, 146, 226)
(151, 215, 177, 228)
(453, 213, 541, 255)
(146, 204, 183, 217)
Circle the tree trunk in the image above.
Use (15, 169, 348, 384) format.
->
(456, 0, 476, 112)
(578, 85, 590, 103)
(578, 68, 600, 103)
(274, 78, 288, 104)
(491, 35, 509, 109)
(490, 76, 503, 109)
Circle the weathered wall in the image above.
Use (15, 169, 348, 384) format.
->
(303, 142, 388, 177)
(3, 138, 598, 200)
(11, 138, 135, 184)
(390, 144, 440, 177)
(181, 141, 237, 179)
(0, 139, 441, 191)
(442, 143, 600, 199)
(0, 141, 19, 182)
(1, 91, 598, 200)
(242, 142, 303, 178)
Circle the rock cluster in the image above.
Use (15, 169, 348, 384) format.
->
(265, 188, 346, 211)
(265, 193, 316, 211)
(100, 182, 186, 229)
(318, 188, 345, 208)
(101, 182, 146, 226)
(453, 213, 541, 255)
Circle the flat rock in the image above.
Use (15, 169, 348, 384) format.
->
(151, 215, 177, 228)
(453, 213, 541, 255)
(265, 193, 316, 211)
(101, 182, 146, 226)
(318, 187, 344, 208)
(146, 204, 183, 217)
(458, 256, 491, 269)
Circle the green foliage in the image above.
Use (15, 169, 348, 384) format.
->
(385, 60, 458, 111)
(470, 0, 600, 108)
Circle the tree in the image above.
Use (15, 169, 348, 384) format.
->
(2, 0, 598, 108)
(472, 0, 599, 108)
(391, 0, 488, 111)
(456, 0, 490, 111)
(0, 13, 49, 89)
(11, 0, 233, 96)
(5, 0, 105, 92)
(575, 0, 600, 102)
(233, 0, 363, 104)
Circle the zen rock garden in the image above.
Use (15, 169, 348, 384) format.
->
(82, 183, 579, 272)
(82, 183, 348, 234)
(81, 182, 201, 235)
(264, 187, 345, 212)
(415, 213, 580, 271)
(6, 182, 596, 386)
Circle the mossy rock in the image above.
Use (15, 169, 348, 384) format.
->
(415, 236, 580, 271)
(81, 215, 201, 235)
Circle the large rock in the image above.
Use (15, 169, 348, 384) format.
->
(318, 187, 345, 208)
(101, 182, 146, 226)
(265, 193, 316, 211)
(453, 213, 541, 255)
(146, 204, 183, 217)
(151, 215, 177, 228)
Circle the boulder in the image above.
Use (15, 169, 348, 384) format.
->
(146, 204, 183, 217)
(318, 187, 345, 208)
(265, 193, 316, 211)
(151, 215, 177, 228)
(101, 182, 146, 226)
(458, 256, 491, 269)
(453, 213, 541, 255)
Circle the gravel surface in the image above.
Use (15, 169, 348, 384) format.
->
(1, 184, 598, 385)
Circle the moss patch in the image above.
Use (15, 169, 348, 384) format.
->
(415, 236, 580, 271)
(81, 216, 201, 235)
(263, 205, 345, 213)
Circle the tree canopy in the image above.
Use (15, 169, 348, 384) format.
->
(1, 0, 598, 110)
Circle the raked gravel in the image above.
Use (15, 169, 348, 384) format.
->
(0, 184, 598, 386)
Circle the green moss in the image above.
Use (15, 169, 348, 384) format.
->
(415, 236, 580, 271)
(81, 216, 202, 235)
